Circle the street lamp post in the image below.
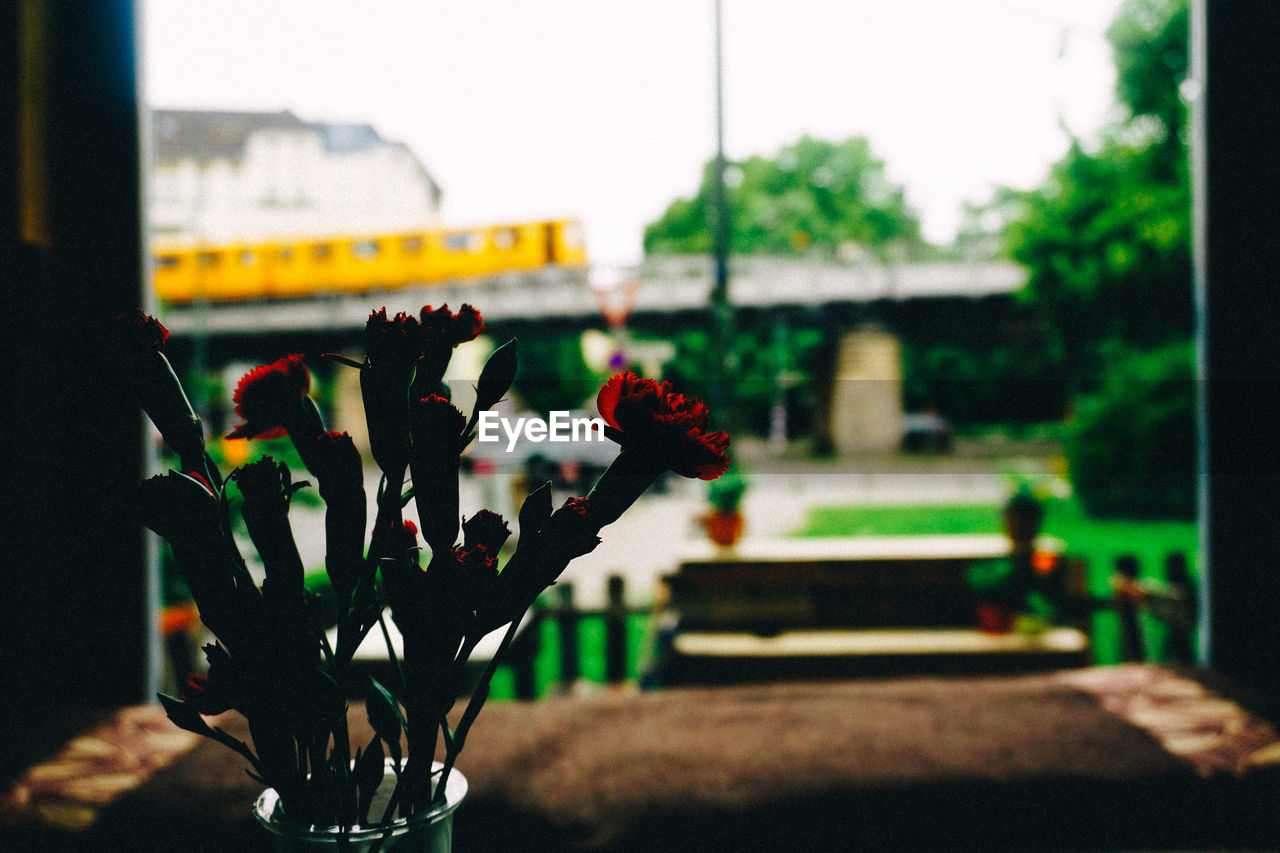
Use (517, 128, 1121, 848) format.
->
(710, 0, 735, 420)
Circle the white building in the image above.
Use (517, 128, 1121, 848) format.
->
(150, 109, 442, 243)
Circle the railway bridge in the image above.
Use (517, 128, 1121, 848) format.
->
(158, 255, 1029, 454)
(160, 255, 1025, 339)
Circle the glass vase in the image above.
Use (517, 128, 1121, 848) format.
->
(253, 760, 466, 852)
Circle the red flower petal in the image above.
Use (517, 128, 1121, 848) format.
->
(594, 372, 731, 480)
(227, 354, 310, 439)
(420, 303, 486, 346)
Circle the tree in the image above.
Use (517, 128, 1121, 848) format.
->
(656, 324, 828, 438)
(994, 0, 1194, 518)
(1067, 341, 1195, 518)
(644, 136, 928, 261)
(1108, 0, 1189, 152)
(999, 0, 1191, 388)
(510, 333, 603, 415)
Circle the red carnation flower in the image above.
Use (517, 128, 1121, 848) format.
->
(596, 372, 731, 480)
(458, 543, 498, 575)
(558, 496, 591, 516)
(110, 310, 170, 360)
(365, 308, 424, 370)
(420, 303, 484, 347)
(386, 519, 420, 557)
(412, 303, 485, 401)
(462, 509, 511, 554)
(304, 430, 363, 487)
(108, 312, 210, 469)
(227, 354, 310, 439)
(547, 497, 600, 556)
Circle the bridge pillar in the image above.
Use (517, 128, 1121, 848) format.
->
(828, 327, 903, 454)
(331, 353, 371, 458)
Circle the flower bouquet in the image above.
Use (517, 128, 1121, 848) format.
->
(109, 304, 730, 847)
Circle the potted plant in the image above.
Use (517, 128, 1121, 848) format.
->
(109, 305, 731, 850)
(701, 467, 747, 547)
(965, 559, 1018, 634)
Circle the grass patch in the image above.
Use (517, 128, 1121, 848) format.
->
(792, 498, 1196, 583)
(795, 504, 1003, 537)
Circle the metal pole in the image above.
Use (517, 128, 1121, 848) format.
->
(710, 0, 734, 416)
(1188, 0, 1210, 667)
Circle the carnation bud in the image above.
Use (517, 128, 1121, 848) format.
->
(409, 395, 466, 554)
(462, 509, 511, 554)
(517, 481, 554, 538)
(473, 338, 517, 415)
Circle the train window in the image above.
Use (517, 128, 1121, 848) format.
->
(400, 236, 424, 253)
(239, 250, 258, 267)
(312, 244, 333, 261)
(155, 254, 182, 269)
(352, 240, 381, 260)
(445, 232, 482, 253)
(562, 221, 585, 248)
(277, 247, 295, 263)
(197, 252, 220, 268)
(494, 228, 518, 250)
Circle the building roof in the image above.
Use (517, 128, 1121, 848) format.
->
(153, 108, 411, 161)
(152, 109, 310, 162)
(317, 122, 385, 154)
(151, 107, 442, 205)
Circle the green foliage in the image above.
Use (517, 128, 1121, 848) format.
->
(644, 136, 928, 261)
(983, 0, 1195, 520)
(657, 324, 827, 436)
(510, 333, 603, 414)
(707, 467, 747, 512)
(1001, 139, 1191, 382)
(995, 0, 1191, 387)
(1108, 0, 1189, 146)
(1066, 342, 1196, 519)
(900, 338, 1067, 426)
(966, 559, 1016, 600)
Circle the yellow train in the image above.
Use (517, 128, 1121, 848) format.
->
(152, 218, 587, 304)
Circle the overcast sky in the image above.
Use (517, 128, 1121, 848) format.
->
(142, 0, 1125, 266)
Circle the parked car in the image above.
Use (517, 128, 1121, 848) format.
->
(900, 412, 953, 453)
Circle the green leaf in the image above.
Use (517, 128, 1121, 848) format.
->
(474, 338, 518, 413)
(157, 692, 212, 737)
(354, 737, 385, 825)
(518, 481, 554, 537)
(365, 678, 405, 764)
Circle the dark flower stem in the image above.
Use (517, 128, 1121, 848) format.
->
(377, 613, 407, 694)
(208, 726, 265, 777)
(432, 618, 521, 805)
(334, 469, 406, 670)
